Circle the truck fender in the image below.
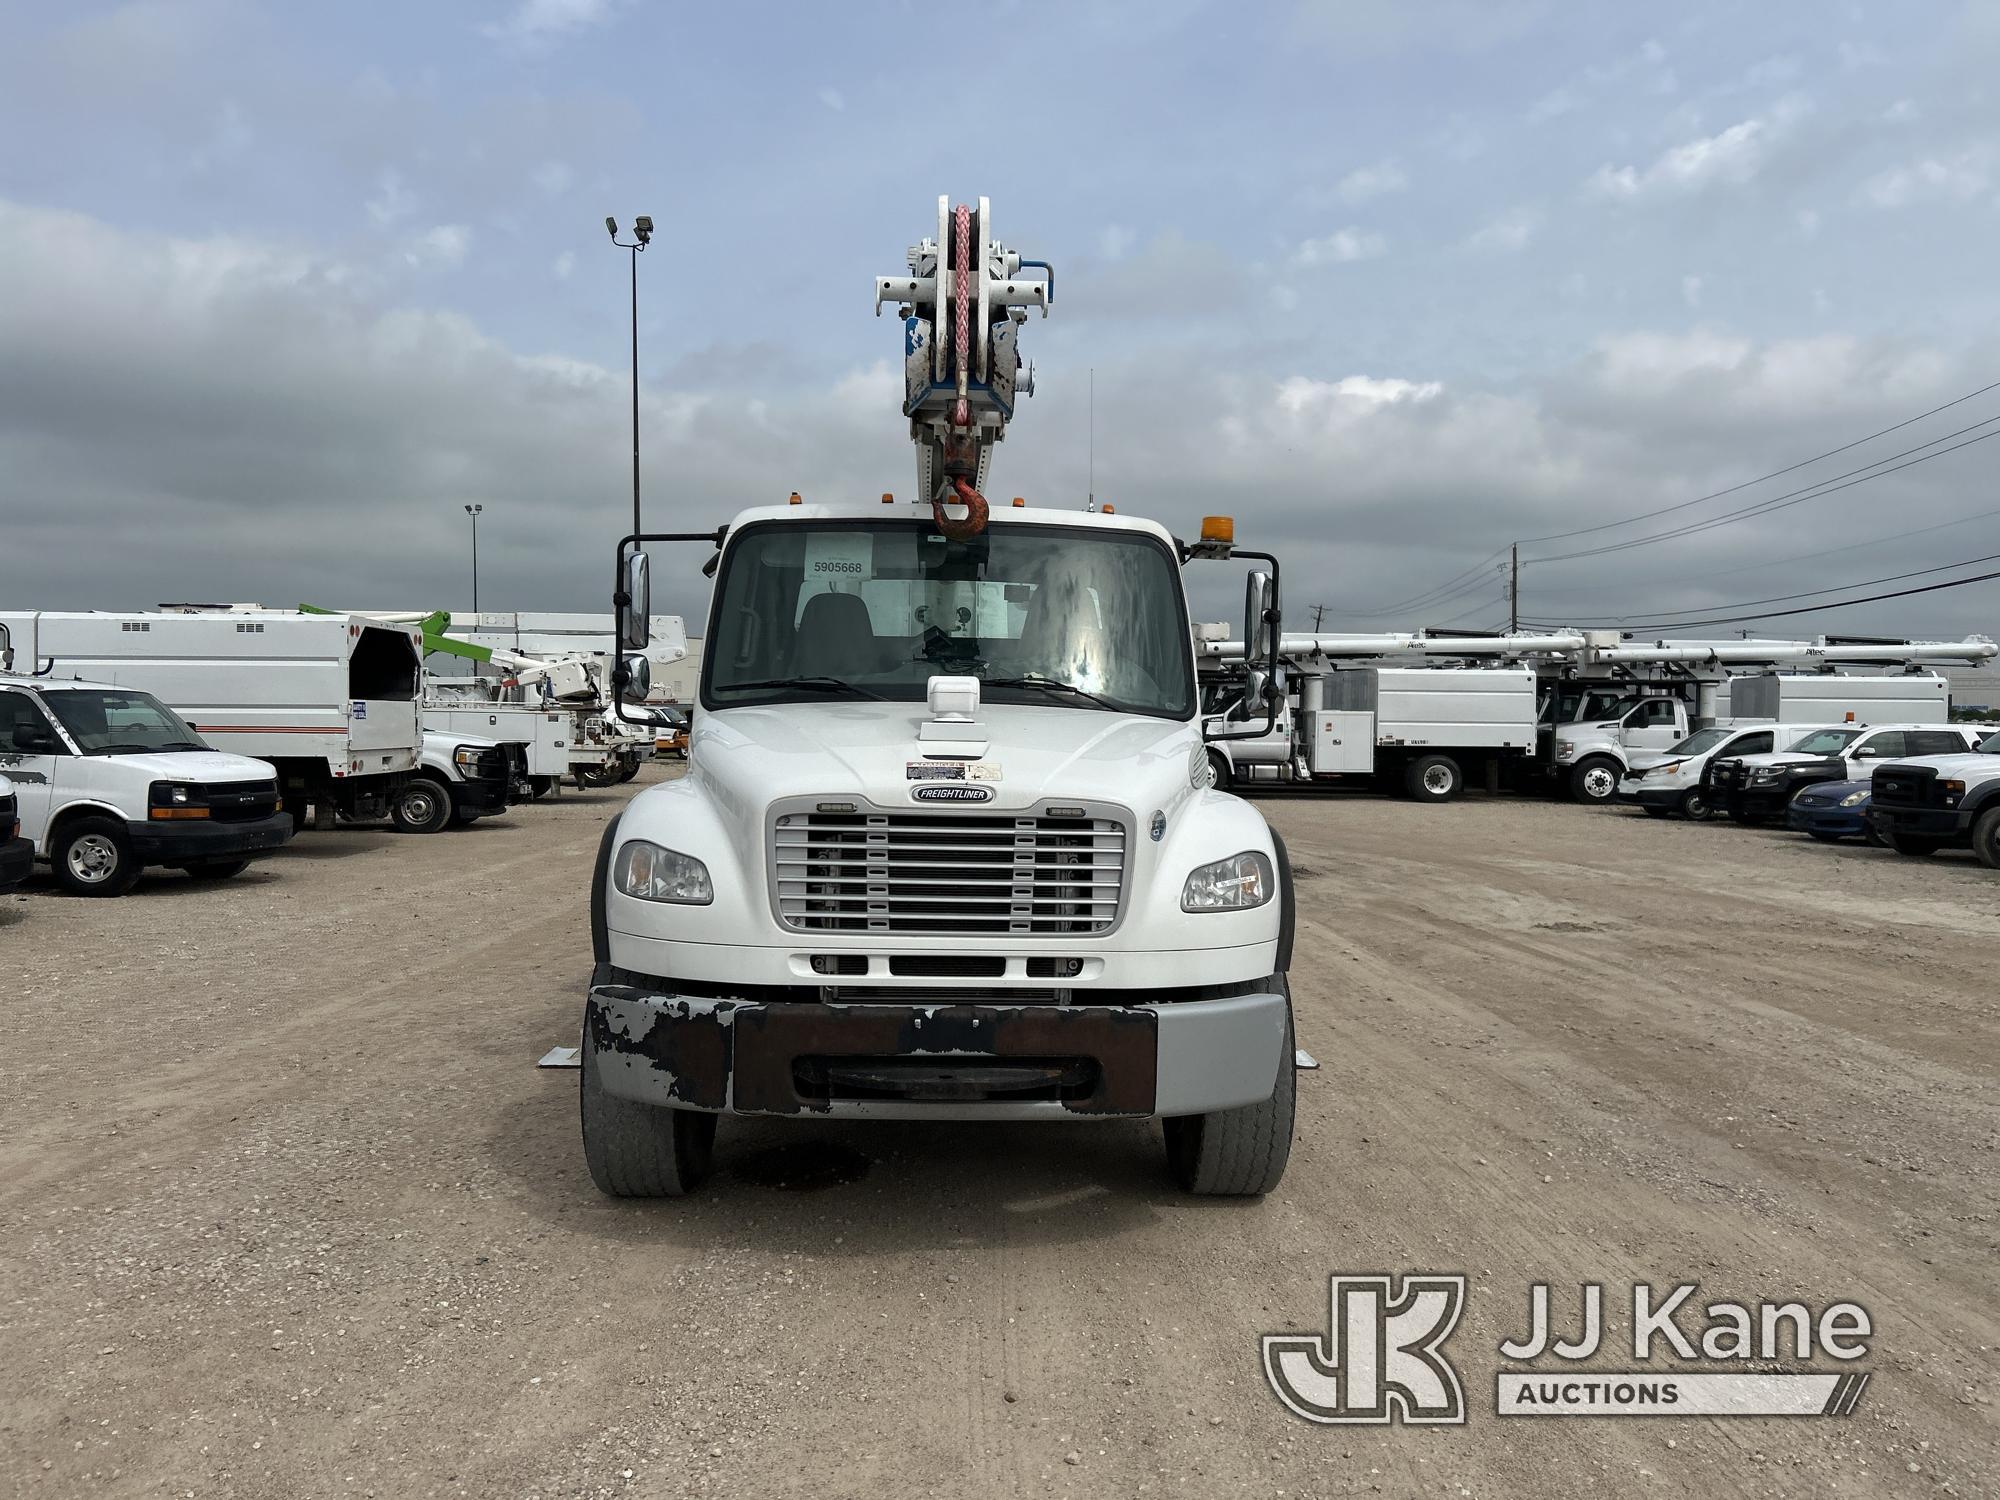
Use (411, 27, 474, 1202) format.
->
(591, 814, 621, 966)
(40, 798, 128, 856)
(1270, 827, 1295, 974)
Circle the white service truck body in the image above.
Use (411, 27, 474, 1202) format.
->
(0, 610, 422, 825)
(421, 697, 570, 792)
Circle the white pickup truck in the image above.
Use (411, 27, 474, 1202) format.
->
(0, 676, 291, 894)
(391, 731, 515, 834)
(1864, 729, 2000, 864)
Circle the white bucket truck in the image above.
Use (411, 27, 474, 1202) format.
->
(0, 610, 422, 830)
(577, 198, 1297, 1198)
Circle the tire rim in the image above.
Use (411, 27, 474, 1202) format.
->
(1423, 764, 1454, 796)
(1684, 791, 1710, 818)
(1582, 767, 1615, 799)
(67, 833, 119, 884)
(403, 788, 440, 824)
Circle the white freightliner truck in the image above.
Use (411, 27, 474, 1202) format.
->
(0, 609, 422, 829)
(578, 198, 1297, 1198)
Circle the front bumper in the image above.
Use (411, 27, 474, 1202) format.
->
(453, 774, 512, 817)
(1621, 784, 1689, 810)
(1868, 805, 1971, 841)
(585, 980, 1290, 1121)
(125, 812, 294, 864)
(1786, 802, 1868, 838)
(0, 835, 32, 890)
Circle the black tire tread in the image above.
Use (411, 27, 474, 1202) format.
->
(580, 1035, 715, 1197)
(1970, 806, 2000, 870)
(1164, 975, 1295, 1196)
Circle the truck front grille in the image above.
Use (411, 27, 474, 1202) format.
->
(198, 780, 281, 823)
(1870, 768, 1937, 808)
(772, 809, 1128, 936)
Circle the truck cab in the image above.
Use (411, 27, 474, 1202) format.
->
(0, 677, 291, 895)
(583, 502, 1295, 1198)
(1867, 729, 2000, 864)
(391, 730, 514, 834)
(1550, 692, 1692, 802)
(1710, 722, 1984, 824)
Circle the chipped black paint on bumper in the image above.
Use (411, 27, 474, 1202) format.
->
(584, 980, 1288, 1122)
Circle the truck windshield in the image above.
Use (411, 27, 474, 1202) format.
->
(41, 690, 209, 755)
(704, 519, 1196, 719)
(1982, 731, 2000, 754)
(1790, 728, 1860, 756)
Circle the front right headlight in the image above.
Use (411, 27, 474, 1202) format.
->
(1839, 790, 1869, 807)
(614, 840, 714, 904)
(1181, 851, 1274, 913)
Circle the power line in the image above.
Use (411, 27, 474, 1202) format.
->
(1573, 549, 2000, 628)
(1516, 375, 2000, 545)
(1342, 547, 1512, 617)
(1545, 567, 2000, 632)
(1529, 422, 2000, 564)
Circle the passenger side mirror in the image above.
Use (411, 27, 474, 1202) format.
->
(614, 655, 652, 702)
(619, 552, 651, 651)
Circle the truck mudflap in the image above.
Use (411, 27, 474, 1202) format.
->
(584, 983, 1289, 1122)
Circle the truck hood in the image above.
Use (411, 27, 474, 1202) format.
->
(692, 701, 1200, 815)
(103, 750, 278, 782)
(1875, 751, 1998, 779)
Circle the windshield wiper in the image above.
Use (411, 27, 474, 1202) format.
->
(717, 676, 887, 701)
(983, 675, 1123, 712)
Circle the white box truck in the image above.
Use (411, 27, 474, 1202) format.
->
(1205, 665, 1535, 801)
(0, 611, 422, 829)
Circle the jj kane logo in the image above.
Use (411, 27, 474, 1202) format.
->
(1265, 1276, 1873, 1425)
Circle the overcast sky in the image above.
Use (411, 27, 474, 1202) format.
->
(2, 0, 1998, 646)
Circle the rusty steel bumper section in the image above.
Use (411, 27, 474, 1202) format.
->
(585, 983, 1289, 1122)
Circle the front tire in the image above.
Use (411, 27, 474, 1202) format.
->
(1885, 827, 1942, 857)
(391, 775, 453, 834)
(528, 775, 557, 800)
(1404, 754, 1463, 803)
(1205, 749, 1232, 791)
(580, 1033, 717, 1197)
(1163, 976, 1295, 1197)
(52, 817, 140, 897)
(1680, 787, 1716, 821)
(1972, 807, 2000, 870)
(1567, 758, 1621, 804)
(181, 858, 250, 880)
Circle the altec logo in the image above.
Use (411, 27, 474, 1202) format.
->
(1263, 1275, 1468, 1425)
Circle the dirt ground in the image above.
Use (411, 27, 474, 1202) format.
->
(2, 766, 1995, 1499)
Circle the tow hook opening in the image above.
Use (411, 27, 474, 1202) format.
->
(793, 1054, 1099, 1105)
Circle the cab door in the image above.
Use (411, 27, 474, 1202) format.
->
(0, 689, 67, 848)
(1621, 698, 1684, 753)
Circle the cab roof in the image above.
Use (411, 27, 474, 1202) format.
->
(722, 498, 1181, 550)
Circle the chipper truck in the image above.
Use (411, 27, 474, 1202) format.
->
(579, 197, 1298, 1197)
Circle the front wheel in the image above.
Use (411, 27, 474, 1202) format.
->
(1680, 788, 1716, 821)
(1972, 807, 2000, 870)
(576, 764, 624, 789)
(1567, 758, 1621, 804)
(581, 1033, 717, 1197)
(391, 775, 453, 834)
(1404, 754, 1463, 803)
(1163, 976, 1295, 1196)
(1205, 749, 1233, 792)
(528, 775, 557, 800)
(52, 817, 140, 897)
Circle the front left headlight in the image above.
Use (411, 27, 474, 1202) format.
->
(1839, 790, 1869, 807)
(452, 745, 484, 770)
(1181, 850, 1274, 913)
(614, 840, 714, 904)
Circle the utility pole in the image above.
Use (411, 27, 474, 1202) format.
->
(1508, 543, 1519, 634)
(1310, 604, 1327, 632)
(463, 503, 483, 614)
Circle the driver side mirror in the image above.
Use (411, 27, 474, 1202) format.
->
(1243, 570, 1277, 660)
(619, 552, 651, 651)
(1243, 667, 1272, 716)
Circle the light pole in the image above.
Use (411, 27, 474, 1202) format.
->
(464, 503, 483, 614)
(605, 214, 653, 535)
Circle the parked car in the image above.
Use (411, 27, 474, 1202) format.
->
(1709, 723, 1984, 824)
(1867, 730, 2000, 865)
(0, 677, 291, 895)
(1618, 721, 1840, 820)
(0, 772, 32, 891)
(652, 705, 690, 760)
(1786, 777, 1880, 844)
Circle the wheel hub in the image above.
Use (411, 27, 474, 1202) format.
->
(68, 835, 116, 882)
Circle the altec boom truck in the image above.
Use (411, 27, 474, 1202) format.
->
(579, 198, 1297, 1198)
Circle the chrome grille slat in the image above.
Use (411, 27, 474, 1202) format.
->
(772, 809, 1128, 935)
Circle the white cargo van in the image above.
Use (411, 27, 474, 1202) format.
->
(0, 676, 290, 894)
(0, 610, 422, 829)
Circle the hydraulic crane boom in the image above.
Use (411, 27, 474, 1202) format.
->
(875, 195, 1053, 535)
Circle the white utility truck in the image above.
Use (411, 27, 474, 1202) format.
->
(0, 610, 422, 830)
(1552, 671, 1953, 804)
(579, 198, 1296, 1198)
(0, 674, 291, 894)
(421, 687, 571, 799)
(1204, 664, 1535, 801)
